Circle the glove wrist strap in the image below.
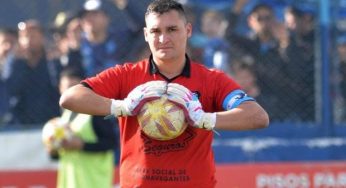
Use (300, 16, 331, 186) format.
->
(110, 99, 127, 117)
(200, 112, 216, 130)
(110, 99, 117, 115)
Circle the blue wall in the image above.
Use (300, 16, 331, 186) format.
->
(213, 122, 346, 163)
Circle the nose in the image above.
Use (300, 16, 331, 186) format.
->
(158, 34, 168, 44)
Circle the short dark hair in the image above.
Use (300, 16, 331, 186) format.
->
(145, 0, 186, 20)
(249, 3, 273, 16)
(60, 68, 84, 81)
(17, 19, 44, 34)
(0, 27, 18, 38)
(285, 5, 314, 18)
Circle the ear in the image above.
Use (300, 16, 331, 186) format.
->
(247, 16, 255, 28)
(143, 27, 148, 42)
(186, 23, 192, 38)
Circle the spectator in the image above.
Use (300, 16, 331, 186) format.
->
(78, 0, 133, 76)
(199, 9, 231, 73)
(3, 19, 60, 126)
(0, 28, 17, 74)
(225, 0, 251, 37)
(0, 28, 17, 125)
(282, 5, 316, 121)
(230, 56, 257, 96)
(111, 0, 153, 62)
(231, 56, 281, 120)
(185, 4, 207, 63)
(226, 3, 291, 121)
(49, 11, 85, 78)
(284, 5, 315, 45)
(46, 68, 117, 188)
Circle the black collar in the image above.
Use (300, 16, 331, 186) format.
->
(149, 54, 191, 78)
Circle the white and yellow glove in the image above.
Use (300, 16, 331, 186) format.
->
(166, 83, 216, 130)
(108, 80, 167, 117)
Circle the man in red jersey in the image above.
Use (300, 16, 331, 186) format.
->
(60, 0, 269, 187)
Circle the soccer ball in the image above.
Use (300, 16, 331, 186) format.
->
(42, 117, 73, 150)
(137, 96, 187, 141)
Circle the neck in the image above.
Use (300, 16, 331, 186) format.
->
(26, 49, 44, 67)
(154, 55, 186, 79)
(247, 85, 260, 98)
(258, 32, 273, 43)
(87, 30, 107, 44)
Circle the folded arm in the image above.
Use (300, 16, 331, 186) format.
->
(59, 84, 111, 116)
(166, 83, 269, 131)
(60, 80, 168, 117)
(215, 101, 269, 130)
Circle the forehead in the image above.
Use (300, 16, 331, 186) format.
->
(19, 28, 42, 36)
(82, 10, 106, 17)
(0, 34, 15, 42)
(145, 10, 185, 28)
(0, 33, 5, 39)
(253, 8, 273, 16)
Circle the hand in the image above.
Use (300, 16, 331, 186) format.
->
(271, 21, 289, 48)
(166, 83, 216, 130)
(113, 0, 128, 10)
(45, 145, 58, 155)
(61, 135, 84, 150)
(166, 82, 192, 108)
(109, 80, 167, 117)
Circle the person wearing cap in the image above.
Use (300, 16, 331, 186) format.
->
(3, 19, 61, 125)
(49, 11, 85, 78)
(78, 0, 133, 77)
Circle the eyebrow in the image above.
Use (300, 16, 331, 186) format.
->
(167, 25, 178, 29)
(149, 25, 179, 31)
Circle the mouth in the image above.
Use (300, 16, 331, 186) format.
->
(158, 46, 172, 50)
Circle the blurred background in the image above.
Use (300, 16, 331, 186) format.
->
(0, 0, 346, 187)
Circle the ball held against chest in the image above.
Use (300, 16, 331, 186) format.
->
(137, 95, 187, 141)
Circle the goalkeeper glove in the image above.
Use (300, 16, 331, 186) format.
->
(166, 83, 216, 130)
(109, 80, 167, 117)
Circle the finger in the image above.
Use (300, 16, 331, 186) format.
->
(143, 86, 166, 95)
(167, 83, 192, 100)
(167, 97, 186, 109)
(129, 81, 167, 97)
(167, 89, 191, 103)
(143, 91, 164, 98)
(142, 81, 167, 91)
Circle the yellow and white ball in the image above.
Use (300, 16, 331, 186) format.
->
(42, 117, 73, 149)
(137, 96, 187, 141)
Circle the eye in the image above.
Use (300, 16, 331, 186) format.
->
(150, 29, 160, 34)
(168, 27, 177, 32)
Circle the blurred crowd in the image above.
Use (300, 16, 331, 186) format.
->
(0, 0, 345, 129)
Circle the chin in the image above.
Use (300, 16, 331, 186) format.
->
(155, 52, 172, 60)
